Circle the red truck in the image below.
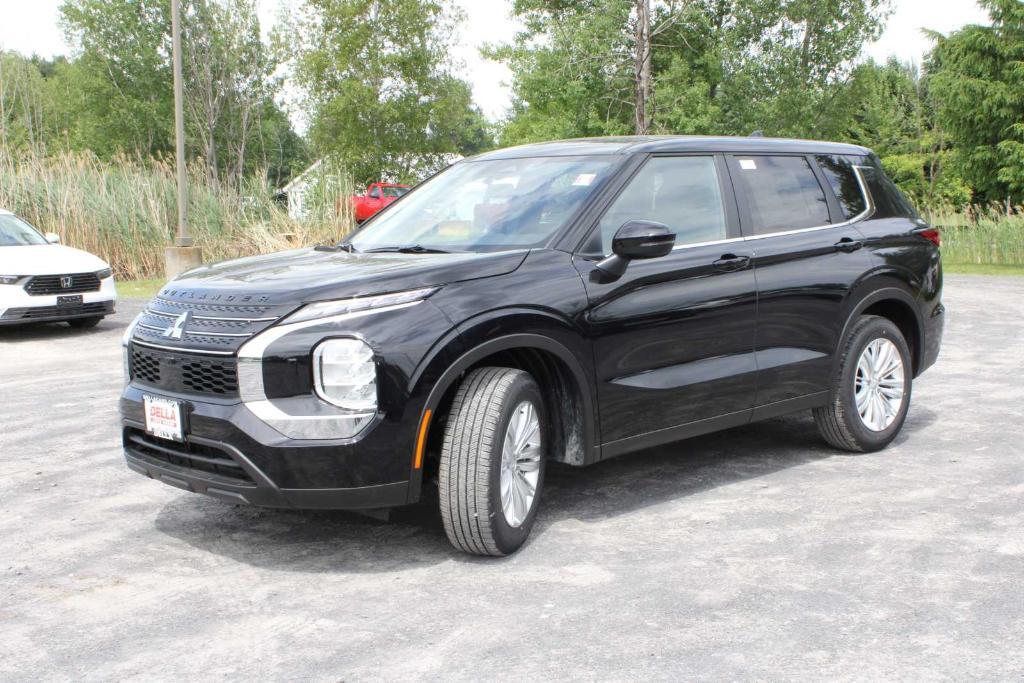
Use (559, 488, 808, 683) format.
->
(348, 183, 410, 223)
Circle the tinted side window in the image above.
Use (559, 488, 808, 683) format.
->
(593, 156, 726, 253)
(734, 156, 830, 234)
(862, 156, 918, 219)
(816, 154, 867, 219)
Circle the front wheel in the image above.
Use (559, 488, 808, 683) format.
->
(438, 367, 547, 556)
(814, 315, 913, 452)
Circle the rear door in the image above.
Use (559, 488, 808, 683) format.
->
(574, 154, 758, 456)
(727, 154, 872, 413)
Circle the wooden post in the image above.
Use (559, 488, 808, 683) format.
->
(634, 0, 652, 135)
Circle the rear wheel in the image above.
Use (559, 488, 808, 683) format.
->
(67, 316, 103, 329)
(814, 315, 912, 452)
(438, 367, 547, 556)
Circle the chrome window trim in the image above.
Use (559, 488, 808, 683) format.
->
(669, 164, 874, 251)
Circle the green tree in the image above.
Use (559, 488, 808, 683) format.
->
(839, 58, 970, 207)
(59, 0, 175, 158)
(493, 0, 891, 144)
(0, 50, 57, 155)
(290, 0, 491, 184)
(58, 0, 306, 188)
(927, 0, 1024, 205)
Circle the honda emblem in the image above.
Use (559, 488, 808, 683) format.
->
(60, 276, 73, 288)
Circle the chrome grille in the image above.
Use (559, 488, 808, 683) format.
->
(25, 272, 101, 295)
(132, 293, 293, 355)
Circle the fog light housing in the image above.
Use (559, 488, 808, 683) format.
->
(313, 338, 377, 411)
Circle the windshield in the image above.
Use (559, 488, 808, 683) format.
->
(0, 214, 47, 247)
(349, 156, 616, 253)
(382, 186, 408, 198)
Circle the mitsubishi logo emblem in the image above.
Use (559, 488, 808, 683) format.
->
(162, 312, 190, 340)
(60, 276, 73, 288)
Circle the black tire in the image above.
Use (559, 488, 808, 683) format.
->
(814, 315, 913, 452)
(438, 367, 547, 556)
(67, 316, 103, 329)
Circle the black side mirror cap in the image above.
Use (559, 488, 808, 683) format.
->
(595, 220, 676, 279)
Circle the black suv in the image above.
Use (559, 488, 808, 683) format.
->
(120, 136, 944, 556)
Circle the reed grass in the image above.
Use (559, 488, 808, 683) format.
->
(0, 151, 354, 280)
(924, 204, 1024, 266)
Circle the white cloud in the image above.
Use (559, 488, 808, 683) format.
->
(864, 0, 990, 66)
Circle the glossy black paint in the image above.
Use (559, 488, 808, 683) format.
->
(121, 136, 944, 510)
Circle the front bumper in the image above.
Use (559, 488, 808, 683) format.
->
(0, 277, 117, 325)
(120, 383, 419, 510)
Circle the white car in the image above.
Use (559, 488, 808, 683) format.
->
(0, 209, 117, 328)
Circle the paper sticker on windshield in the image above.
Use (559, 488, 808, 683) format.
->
(739, 159, 757, 170)
(573, 173, 597, 186)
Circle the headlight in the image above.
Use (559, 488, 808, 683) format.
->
(313, 338, 377, 411)
(0, 275, 22, 285)
(96, 268, 113, 280)
(285, 287, 438, 324)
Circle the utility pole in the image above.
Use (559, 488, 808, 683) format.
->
(164, 0, 203, 278)
(634, 0, 652, 135)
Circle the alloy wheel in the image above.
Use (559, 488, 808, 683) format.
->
(854, 338, 906, 432)
(500, 401, 542, 527)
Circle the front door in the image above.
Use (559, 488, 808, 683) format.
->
(574, 154, 758, 457)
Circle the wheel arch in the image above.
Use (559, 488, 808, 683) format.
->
(839, 280, 925, 377)
(420, 333, 598, 469)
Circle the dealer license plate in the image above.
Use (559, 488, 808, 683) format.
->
(143, 395, 184, 442)
(57, 295, 83, 306)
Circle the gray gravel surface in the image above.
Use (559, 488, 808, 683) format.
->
(1, 275, 1022, 681)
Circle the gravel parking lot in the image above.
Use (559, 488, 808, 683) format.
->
(1, 274, 1022, 681)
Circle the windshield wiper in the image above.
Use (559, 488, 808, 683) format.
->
(314, 242, 356, 253)
(364, 244, 451, 254)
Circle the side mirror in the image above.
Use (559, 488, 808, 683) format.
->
(44, 232, 61, 244)
(596, 220, 675, 279)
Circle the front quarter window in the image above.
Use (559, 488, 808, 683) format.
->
(348, 156, 615, 253)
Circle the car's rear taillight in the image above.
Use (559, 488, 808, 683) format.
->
(917, 228, 940, 247)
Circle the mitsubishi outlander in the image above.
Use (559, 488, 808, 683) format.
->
(120, 136, 944, 556)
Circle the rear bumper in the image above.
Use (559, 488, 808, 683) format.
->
(920, 300, 944, 375)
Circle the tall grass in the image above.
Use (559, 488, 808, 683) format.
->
(923, 204, 1024, 266)
(2, 150, 1020, 275)
(0, 151, 354, 280)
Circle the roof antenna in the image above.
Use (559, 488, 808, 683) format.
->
(749, 130, 764, 137)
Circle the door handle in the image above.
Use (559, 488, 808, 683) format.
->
(712, 254, 751, 272)
(834, 237, 863, 253)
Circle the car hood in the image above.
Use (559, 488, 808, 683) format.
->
(160, 247, 530, 305)
(0, 244, 109, 275)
